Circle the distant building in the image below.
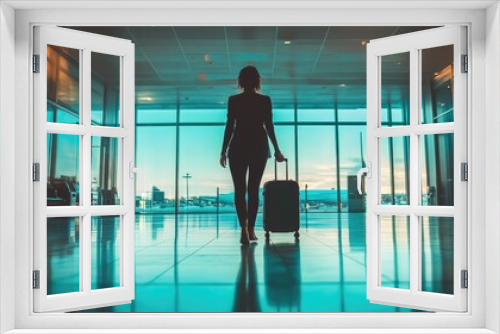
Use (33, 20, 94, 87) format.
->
(151, 186, 164, 203)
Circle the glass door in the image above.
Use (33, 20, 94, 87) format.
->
(363, 26, 467, 312)
(33, 26, 136, 312)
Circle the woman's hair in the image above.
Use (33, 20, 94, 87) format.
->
(237, 65, 261, 91)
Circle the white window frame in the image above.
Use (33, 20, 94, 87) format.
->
(1, 2, 498, 333)
(33, 26, 136, 313)
(365, 26, 468, 312)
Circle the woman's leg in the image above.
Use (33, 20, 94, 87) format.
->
(247, 155, 267, 238)
(229, 156, 250, 244)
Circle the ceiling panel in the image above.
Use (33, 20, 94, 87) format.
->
(67, 26, 439, 109)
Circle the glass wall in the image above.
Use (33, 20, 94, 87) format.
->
(47, 43, 452, 216)
(135, 105, 407, 215)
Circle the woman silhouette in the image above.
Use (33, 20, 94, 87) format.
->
(220, 66, 285, 244)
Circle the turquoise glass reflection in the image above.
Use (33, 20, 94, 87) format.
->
(380, 136, 410, 205)
(47, 217, 80, 295)
(181, 109, 226, 123)
(421, 45, 454, 124)
(74, 213, 429, 313)
(91, 216, 121, 290)
(91, 52, 120, 127)
(298, 108, 334, 122)
(380, 215, 410, 290)
(91, 136, 121, 205)
(46, 133, 80, 206)
(421, 216, 454, 295)
(381, 52, 410, 127)
(137, 108, 176, 124)
(272, 109, 294, 122)
(421, 133, 454, 206)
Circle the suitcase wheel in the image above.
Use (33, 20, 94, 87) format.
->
(294, 231, 300, 238)
(265, 231, 270, 239)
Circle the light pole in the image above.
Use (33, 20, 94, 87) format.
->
(182, 173, 192, 206)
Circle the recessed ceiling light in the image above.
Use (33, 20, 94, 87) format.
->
(361, 40, 368, 46)
(284, 40, 292, 45)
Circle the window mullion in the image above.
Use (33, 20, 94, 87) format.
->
(82, 48, 92, 295)
(409, 47, 420, 295)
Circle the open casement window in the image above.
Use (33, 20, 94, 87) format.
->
(33, 26, 138, 312)
(363, 26, 467, 312)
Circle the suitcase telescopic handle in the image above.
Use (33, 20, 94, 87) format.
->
(274, 158, 289, 180)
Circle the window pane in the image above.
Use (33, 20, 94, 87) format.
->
(47, 133, 80, 206)
(338, 108, 367, 122)
(136, 126, 176, 213)
(180, 109, 226, 123)
(380, 215, 410, 290)
(421, 216, 454, 294)
(380, 136, 410, 205)
(421, 133, 454, 206)
(381, 52, 410, 127)
(339, 126, 367, 212)
(47, 45, 80, 124)
(298, 126, 337, 212)
(47, 217, 80, 295)
(421, 45, 454, 124)
(137, 108, 176, 124)
(91, 136, 121, 205)
(91, 216, 121, 290)
(298, 108, 334, 122)
(273, 109, 294, 122)
(179, 126, 233, 213)
(91, 52, 120, 127)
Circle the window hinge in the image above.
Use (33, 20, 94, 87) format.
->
(33, 270, 40, 289)
(33, 54, 40, 73)
(461, 54, 468, 73)
(461, 270, 468, 289)
(33, 163, 40, 182)
(461, 163, 468, 181)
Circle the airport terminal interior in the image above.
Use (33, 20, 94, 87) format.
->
(45, 26, 454, 312)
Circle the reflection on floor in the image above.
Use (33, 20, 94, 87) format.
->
(60, 213, 431, 312)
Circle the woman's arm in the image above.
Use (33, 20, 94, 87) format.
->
(221, 96, 236, 156)
(264, 96, 280, 154)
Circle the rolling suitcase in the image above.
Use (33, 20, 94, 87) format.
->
(262, 158, 300, 239)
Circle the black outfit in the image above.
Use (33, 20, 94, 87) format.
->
(221, 91, 280, 228)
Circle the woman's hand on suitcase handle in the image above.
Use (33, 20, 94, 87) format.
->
(220, 154, 227, 168)
(274, 151, 285, 163)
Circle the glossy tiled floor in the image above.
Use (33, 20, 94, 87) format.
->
(70, 213, 427, 312)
